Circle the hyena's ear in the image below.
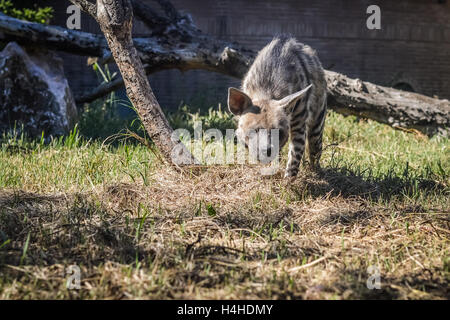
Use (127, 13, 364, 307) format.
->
(277, 84, 313, 113)
(228, 87, 252, 115)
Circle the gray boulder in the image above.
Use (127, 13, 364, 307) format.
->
(0, 42, 77, 138)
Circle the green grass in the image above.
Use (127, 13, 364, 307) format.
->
(2, 110, 447, 197)
(0, 0, 54, 24)
(324, 112, 448, 186)
(0, 108, 448, 299)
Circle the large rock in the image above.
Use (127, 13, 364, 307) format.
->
(0, 42, 77, 137)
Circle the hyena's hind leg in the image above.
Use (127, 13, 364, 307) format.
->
(307, 100, 327, 169)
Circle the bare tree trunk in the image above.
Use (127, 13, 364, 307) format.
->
(0, 7, 448, 136)
(66, 0, 196, 165)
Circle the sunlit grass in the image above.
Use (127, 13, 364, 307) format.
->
(1, 110, 447, 195)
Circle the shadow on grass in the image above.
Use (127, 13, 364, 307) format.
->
(327, 267, 449, 300)
(0, 160, 446, 269)
(289, 164, 446, 203)
(0, 191, 156, 267)
(0, 189, 318, 275)
(0, 162, 447, 299)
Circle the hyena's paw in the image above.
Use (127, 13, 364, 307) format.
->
(307, 158, 322, 172)
(308, 162, 321, 172)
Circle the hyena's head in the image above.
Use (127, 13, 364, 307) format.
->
(227, 85, 312, 160)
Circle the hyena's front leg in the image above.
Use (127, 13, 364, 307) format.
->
(285, 128, 306, 178)
(307, 103, 327, 169)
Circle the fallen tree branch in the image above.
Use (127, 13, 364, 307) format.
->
(0, 13, 108, 57)
(76, 76, 124, 104)
(326, 71, 450, 137)
(76, 44, 251, 103)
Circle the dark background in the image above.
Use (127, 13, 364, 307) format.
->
(16, 0, 450, 110)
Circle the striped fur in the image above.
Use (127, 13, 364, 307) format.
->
(228, 36, 328, 177)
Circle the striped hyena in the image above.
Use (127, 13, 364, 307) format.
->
(227, 36, 327, 178)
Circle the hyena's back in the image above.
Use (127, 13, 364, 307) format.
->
(244, 36, 328, 176)
(243, 36, 327, 116)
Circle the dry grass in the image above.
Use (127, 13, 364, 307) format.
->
(0, 111, 448, 299)
(0, 163, 448, 299)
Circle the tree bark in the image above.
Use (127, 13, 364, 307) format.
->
(0, 8, 448, 137)
(325, 71, 450, 137)
(65, 0, 196, 166)
(0, 13, 108, 57)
